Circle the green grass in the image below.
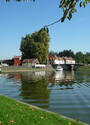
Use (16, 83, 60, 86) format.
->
(78, 65, 90, 74)
(0, 95, 85, 125)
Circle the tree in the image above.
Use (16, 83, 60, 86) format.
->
(85, 52, 90, 64)
(59, 0, 90, 22)
(75, 51, 84, 63)
(49, 51, 59, 56)
(20, 28, 50, 64)
(59, 49, 75, 58)
(5, 0, 90, 22)
(85, 56, 90, 64)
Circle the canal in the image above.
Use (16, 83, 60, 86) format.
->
(0, 70, 90, 124)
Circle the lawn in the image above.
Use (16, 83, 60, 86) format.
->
(0, 95, 85, 125)
(78, 65, 90, 74)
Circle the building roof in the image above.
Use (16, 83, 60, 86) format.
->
(48, 55, 57, 60)
(48, 55, 75, 61)
(22, 58, 39, 64)
(63, 57, 74, 60)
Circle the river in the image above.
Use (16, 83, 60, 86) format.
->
(0, 70, 90, 124)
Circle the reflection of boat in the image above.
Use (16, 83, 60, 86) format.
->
(0, 68, 1, 73)
(56, 65, 63, 71)
(55, 71, 64, 81)
(54, 71, 74, 83)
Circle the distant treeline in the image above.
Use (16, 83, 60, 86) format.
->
(49, 50, 90, 64)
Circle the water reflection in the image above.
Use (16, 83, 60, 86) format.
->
(20, 73, 51, 108)
(6, 71, 53, 108)
(0, 71, 90, 123)
(54, 71, 74, 82)
(48, 71, 75, 90)
(14, 74, 21, 83)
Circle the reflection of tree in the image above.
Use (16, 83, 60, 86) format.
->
(74, 71, 90, 84)
(18, 72, 52, 108)
(57, 81, 74, 89)
(20, 79, 51, 100)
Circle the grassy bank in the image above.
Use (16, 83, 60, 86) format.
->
(1, 66, 55, 73)
(78, 65, 90, 74)
(0, 95, 85, 125)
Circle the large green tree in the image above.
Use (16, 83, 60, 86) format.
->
(20, 28, 50, 64)
(5, 0, 90, 22)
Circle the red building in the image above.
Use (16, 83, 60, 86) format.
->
(14, 56, 21, 66)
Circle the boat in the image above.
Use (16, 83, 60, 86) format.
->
(56, 65, 63, 71)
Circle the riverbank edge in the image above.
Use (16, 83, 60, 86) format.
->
(0, 95, 87, 125)
(1, 66, 55, 73)
(78, 65, 90, 73)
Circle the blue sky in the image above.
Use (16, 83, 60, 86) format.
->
(0, 0, 90, 60)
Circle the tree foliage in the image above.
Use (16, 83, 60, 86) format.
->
(5, 0, 90, 22)
(75, 51, 84, 63)
(59, 49, 75, 58)
(85, 52, 90, 64)
(20, 28, 50, 64)
(49, 51, 59, 57)
(59, 0, 90, 22)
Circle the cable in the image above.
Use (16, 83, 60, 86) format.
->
(44, 18, 61, 28)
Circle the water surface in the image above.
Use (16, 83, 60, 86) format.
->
(0, 71, 90, 124)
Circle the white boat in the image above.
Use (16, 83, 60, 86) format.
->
(56, 65, 63, 71)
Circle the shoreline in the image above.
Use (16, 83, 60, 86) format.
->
(1, 66, 55, 73)
(78, 65, 90, 73)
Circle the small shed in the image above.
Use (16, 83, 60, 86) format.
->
(22, 58, 39, 67)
